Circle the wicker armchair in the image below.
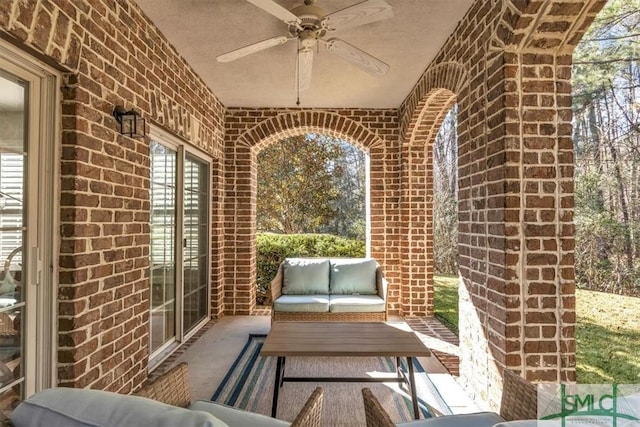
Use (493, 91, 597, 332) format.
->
(362, 369, 538, 427)
(136, 362, 324, 427)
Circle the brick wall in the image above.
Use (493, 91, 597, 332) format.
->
(224, 108, 401, 314)
(0, 0, 225, 392)
(398, 0, 607, 407)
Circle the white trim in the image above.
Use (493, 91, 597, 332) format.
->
(0, 39, 60, 396)
(365, 153, 371, 257)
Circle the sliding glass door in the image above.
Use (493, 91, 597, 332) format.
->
(0, 67, 28, 413)
(0, 42, 56, 413)
(149, 130, 210, 364)
(183, 154, 209, 333)
(149, 142, 177, 354)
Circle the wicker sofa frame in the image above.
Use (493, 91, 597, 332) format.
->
(269, 260, 389, 323)
(136, 362, 324, 427)
(361, 369, 538, 427)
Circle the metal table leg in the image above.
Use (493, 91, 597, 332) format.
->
(407, 356, 419, 419)
(271, 356, 285, 418)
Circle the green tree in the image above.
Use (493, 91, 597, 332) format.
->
(572, 0, 640, 294)
(257, 134, 365, 236)
(319, 142, 366, 240)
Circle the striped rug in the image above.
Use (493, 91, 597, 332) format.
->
(212, 334, 450, 427)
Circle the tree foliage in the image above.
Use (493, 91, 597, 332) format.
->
(433, 107, 458, 275)
(572, 0, 640, 295)
(257, 134, 366, 240)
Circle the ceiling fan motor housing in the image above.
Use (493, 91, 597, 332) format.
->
(291, 4, 326, 29)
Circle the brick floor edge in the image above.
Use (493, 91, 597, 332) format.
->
(404, 316, 461, 377)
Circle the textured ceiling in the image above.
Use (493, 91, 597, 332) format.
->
(135, 0, 474, 108)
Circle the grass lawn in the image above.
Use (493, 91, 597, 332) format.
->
(433, 275, 459, 332)
(576, 289, 640, 383)
(433, 275, 640, 383)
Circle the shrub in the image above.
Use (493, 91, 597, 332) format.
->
(256, 233, 366, 305)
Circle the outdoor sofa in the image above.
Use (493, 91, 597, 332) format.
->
(270, 257, 388, 322)
(10, 363, 323, 427)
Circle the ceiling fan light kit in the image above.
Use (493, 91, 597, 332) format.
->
(216, 0, 393, 104)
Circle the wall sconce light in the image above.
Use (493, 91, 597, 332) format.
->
(113, 106, 146, 138)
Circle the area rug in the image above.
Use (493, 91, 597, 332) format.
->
(212, 334, 451, 427)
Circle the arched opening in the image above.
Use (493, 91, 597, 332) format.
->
(223, 111, 388, 315)
(401, 83, 460, 318)
(253, 133, 369, 305)
(432, 105, 459, 332)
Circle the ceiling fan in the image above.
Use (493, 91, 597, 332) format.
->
(216, 0, 393, 99)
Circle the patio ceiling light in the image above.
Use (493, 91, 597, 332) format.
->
(113, 105, 146, 138)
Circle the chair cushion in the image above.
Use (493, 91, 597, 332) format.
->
(11, 388, 228, 427)
(273, 295, 330, 312)
(190, 400, 290, 427)
(282, 258, 330, 295)
(329, 295, 385, 312)
(329, 258, 378, 295)
(398, 412, 504, 427)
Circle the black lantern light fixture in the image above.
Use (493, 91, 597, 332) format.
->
(113, 105, 146, 138)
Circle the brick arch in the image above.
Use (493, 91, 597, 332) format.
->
(492, 0, 609, 53)
(400, 62, 467, 144)
(225, 110, 390, 315)
(408, 89, 457, 148)
(236, 111, 385, 153)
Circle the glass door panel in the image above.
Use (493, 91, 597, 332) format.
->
(0, 70, 26, 411)
(150, 141, 177, 353)
(183, 154, 209, 333)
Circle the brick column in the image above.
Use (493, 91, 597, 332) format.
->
(402, 0, 607, 408)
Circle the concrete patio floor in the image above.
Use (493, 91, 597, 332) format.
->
(150, 314, 483, 416)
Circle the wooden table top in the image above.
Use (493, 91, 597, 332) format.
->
(260, 322, 431, 357)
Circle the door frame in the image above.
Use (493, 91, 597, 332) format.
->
(0, 39, 60, 397)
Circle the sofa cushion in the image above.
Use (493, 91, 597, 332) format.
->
(282, 258, 330, 295)
(329, 258, 378, 295)
(11, 387, 228, 427)
(274, 295, 330, 312)
(329, 295, 385, 313)
(190, 400, 289, 427)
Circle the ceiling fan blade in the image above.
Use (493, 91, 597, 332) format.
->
(297, 48, 313, 92)
(216, 36, 290, 63)
(246, 0, 301, 25)
(322, 0, 393, 31)
(325, 38, 389, 77)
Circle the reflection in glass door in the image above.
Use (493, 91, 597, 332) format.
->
(0, 69, 27, 411)
(183, 154, 209, 333)
(150, 141, 177, 353)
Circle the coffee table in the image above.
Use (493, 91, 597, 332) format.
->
(260, 321, 431, 420)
